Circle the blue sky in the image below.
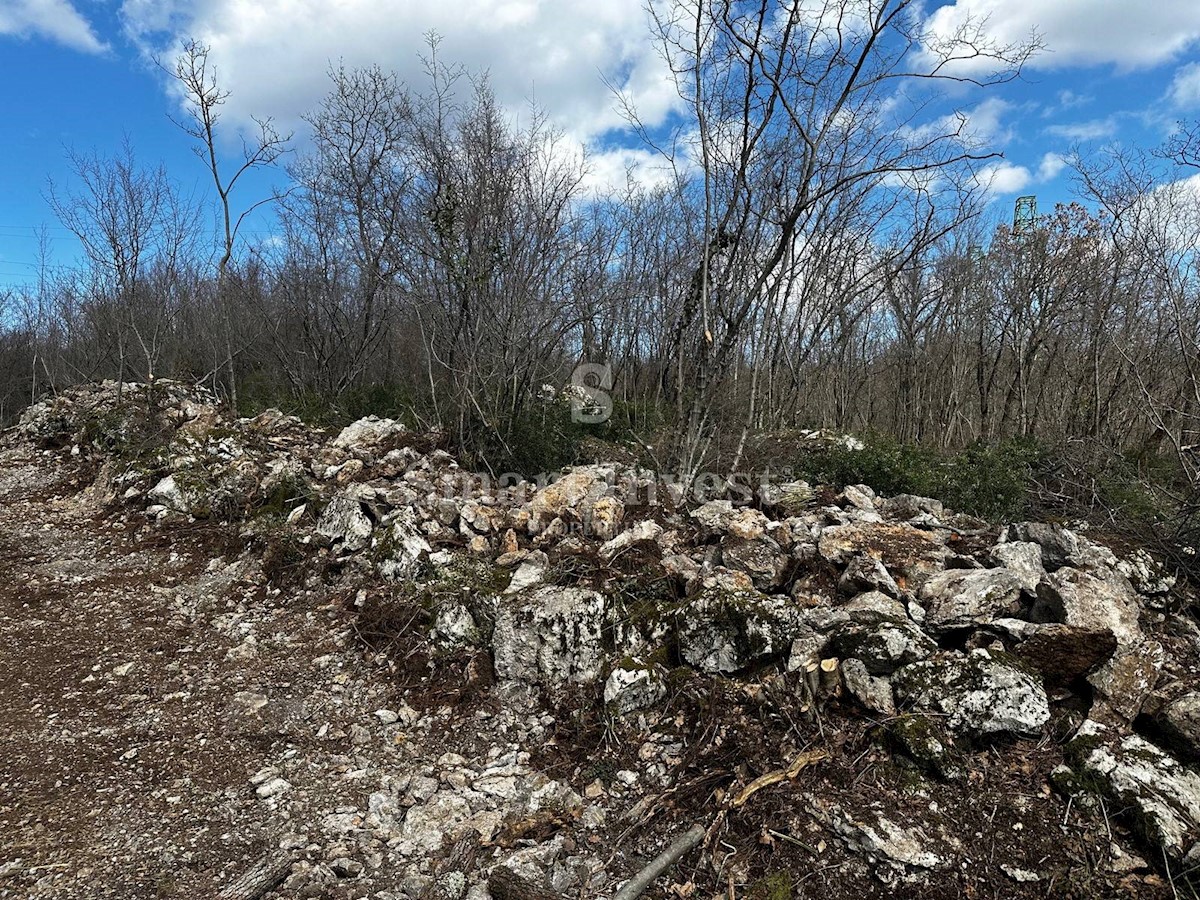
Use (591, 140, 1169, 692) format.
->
(3, 0, 1200, 288)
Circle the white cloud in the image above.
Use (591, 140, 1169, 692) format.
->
(904, 97, 1015, 150)
(1036, 152, 1067, 181)
(976, 152, 1064, 199)
(958, 97, 1014, 146)
(0, 0, 106, 52)
(1169, 62, 1200, 109)
(923, 0, 1200, 71)
(975, 161, 1031, 195)
(1054, 89, 1090, 110)
(1044, 117, 1118, 141)
(580, 147, 679, 195)
(120, 0, 678, 147)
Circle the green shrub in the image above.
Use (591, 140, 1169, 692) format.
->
(791, 435, 1045, 522)
(942, 438, 1046, 520)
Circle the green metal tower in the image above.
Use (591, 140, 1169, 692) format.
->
(1013, 195, 1037, 236)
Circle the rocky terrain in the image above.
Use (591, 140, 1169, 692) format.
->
(2, 380, 1199, 899)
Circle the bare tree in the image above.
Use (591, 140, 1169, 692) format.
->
(46, 140, 199, 400)
(644, 0, 1040, 473)
(164, 38, 291, 407)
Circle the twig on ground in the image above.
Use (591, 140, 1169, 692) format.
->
(612, 824, 707, 900)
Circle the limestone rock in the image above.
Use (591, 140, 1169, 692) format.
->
(431, 603, 479, 648)
(989, 541, 1045, 594)
(376, 509, 431, 579)
(839, 554, 900, 597)
(493, 587, 605, 687)
(400, 793, 472, 853)
(1156, 693, 1200, 761)
(720, 536, 789, 590)
(1003, 522, 1079, 570)
(1067, 722, 1200, 864)
(1033, 567, 1142, 646)
(604, 661, 666, 714)
(504, 552, 548, 594)
(918, 568, 1023, 634)
(675, 587, 798, 675)
(1010, 623, 1117, 685)
(842, 658, 896, 715)
(587, 495, 624, 541)
(884, 714, 961, 780)
(527, 467, 612, 534)
(317, 495, 373, 552)
(148, 475, 189, 514)
(818, 523, 948, 587)
(881, 494, 945, 521)
(842, 484, 876, 512)
(1117, 548, 1178, 596)
(828, 617, 937, 676)
(690, 499, 736, 534)
(1089, 639, 1164, 722)
(598, 520, 663, 562)
(806, 797, 956, 884)
(893, 649, 1050, 736)
(332, 415, 407, 452)
(689, 501, 771, 540)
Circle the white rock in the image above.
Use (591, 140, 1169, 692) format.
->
(256, 777, 291, 799)
(894, 649, 1050, 736)
(376, 509, 431, 579)
(598, 520, 664, 561)
(676, 587, 798, 675)
(1034, 567, 1142, 646)
(604, 663, 666, 714)
(1071, 724, 1200, 863)
(918, 568, 1024, 633)
(504, 554, 548, 594)
(400, 793, 472, 852)
(431, 603, 478, 648)
(841, 658, 896, 715)
(989, 541, 1045, 593)
(148, 475, 188, 513)
(493, 587, 606, 687)
(332, 415, 407, 450)
(316, 496, 373, 553)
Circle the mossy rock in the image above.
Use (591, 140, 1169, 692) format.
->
(879, 714, 963, 781)
(674, 586, 796, 675)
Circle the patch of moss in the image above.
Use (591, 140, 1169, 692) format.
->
(747, 872, 792, 900)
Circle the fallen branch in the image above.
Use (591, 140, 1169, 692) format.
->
(213, 851, 292, 900)
(730, 749, 829, 808)
(612, 824, 706, 900)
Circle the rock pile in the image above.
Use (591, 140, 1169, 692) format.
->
(10, 379, 1200, 894)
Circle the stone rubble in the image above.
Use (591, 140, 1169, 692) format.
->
(7, 379, 1200, 897)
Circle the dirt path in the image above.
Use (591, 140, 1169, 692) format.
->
(0, 444, 383, 898)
